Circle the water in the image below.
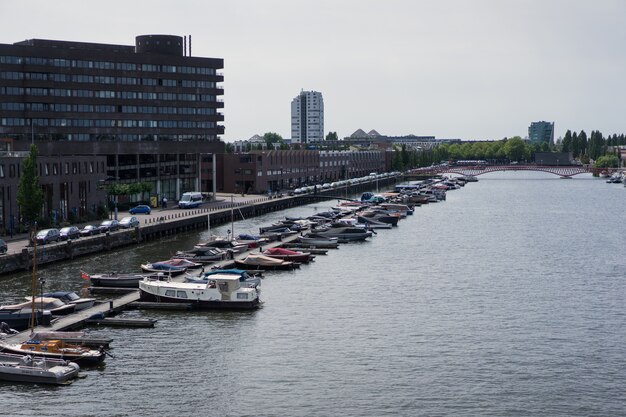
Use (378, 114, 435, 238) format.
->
(1, 172, 625, 416)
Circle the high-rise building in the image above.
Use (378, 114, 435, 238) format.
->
(528, 121, 554, 145)
(291, 90, 324, 143)
(0, 35, 225, 224)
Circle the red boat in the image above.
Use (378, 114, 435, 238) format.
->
(262, 247, 315, 263)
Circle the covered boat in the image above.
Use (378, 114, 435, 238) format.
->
(0, 339, 106, 366)
(262, 247, 315, 263)
(139, 274, 260, 311)
(157, 258, 203, 270)
(140, 262, 187, 276)
(21, 297, 76, 317)
(234, 253, 299, 271)
(0, 303, 52, 331)
(0, 352, 80, 385)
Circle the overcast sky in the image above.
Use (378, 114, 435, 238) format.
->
(2, 0, 625, 142)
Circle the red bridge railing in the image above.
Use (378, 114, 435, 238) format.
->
(408, 165, 624, 178)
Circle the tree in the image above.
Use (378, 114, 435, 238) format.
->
(325, 131, 338, 141)
(225, 143, 234, 153)
(503, 136, 526, 161)
(17, 144, 44, 227)
(571, 131, 579, 158)
(263, 132, 283, 149)
(561, 130, 572, 153)
(593, 154, 618, 168)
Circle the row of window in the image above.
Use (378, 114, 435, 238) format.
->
(0, 87, 218, 101)
(0, 56, 218, 75)
(0, 102, 217, 115)
(0, 72, 218, 88)
(4, 132, 217, 142)
(1, 118, 216, 128)
(0, 160, 104, 179)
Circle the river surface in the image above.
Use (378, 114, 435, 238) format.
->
(1, 171, 625, 417)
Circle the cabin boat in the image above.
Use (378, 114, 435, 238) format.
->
(139, 274, 260, 311)
(0, 339, 106, 366)
(262, 247, 315, 263)
(234, 253, 299, 271)
(0, 352, 80, 385)
(184, 269, 261, 288)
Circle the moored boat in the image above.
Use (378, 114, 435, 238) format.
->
(0, 339, 106, 366)
(0, 303, 52, 331)
(234, 253, 299, 270)
(184, 269, 261, 288)
(41, 291, 96, 311)
(87, 271, 150, 288)
(140, 262, 187, 276)
(296, 235, 339, 248)
(262, 247, 315, 263)
(310, 226, 373, 242)
(139, 274, 260, 311)
(0, 352, 80, 385)
(157, 258, 203, 270)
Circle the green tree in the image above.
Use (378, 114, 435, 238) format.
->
(17, 144, 44, 227)
(503, 136, 526, 161)
(263, 132, 283, 149)
(578, 130, 588, 157)
(561, 130, 572, 153)
(325, 131, 338, 141)
(225, 143, 234, 153)
(593, 154, 618, 168)
(571, 131, 579, 158)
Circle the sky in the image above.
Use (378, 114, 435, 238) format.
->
(2, 0, 626, 142)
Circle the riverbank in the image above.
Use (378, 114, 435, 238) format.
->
(0, 176, 399, 275)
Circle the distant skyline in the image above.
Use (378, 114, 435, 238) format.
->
(2, 0, 625, 142)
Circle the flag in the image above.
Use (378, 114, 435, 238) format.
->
(80, 270, 90, 280)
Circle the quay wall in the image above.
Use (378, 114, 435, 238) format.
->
(0, 178, 398, 275)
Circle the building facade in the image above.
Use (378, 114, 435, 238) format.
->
(0, 34, 225, 224)
(528, 121, 555, 145)
(291, 90, 324, 143)
(216, 149, 389, 194)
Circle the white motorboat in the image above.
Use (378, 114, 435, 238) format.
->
(139, 274, 260, 311)
(0, 352, 80, 385)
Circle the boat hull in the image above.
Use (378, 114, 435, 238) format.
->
(138, 290, 260, 311)
(233, 260, 299, 271)
(0, 343, 105, 366)
(0, 353, 80, 385)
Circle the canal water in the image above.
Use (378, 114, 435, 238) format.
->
(1, 172, 625, 416)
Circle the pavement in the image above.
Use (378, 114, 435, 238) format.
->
(0, 193, 272, 255)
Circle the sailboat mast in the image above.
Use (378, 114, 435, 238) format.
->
(230, 195, 234, 241)
(30, 228, 37, 331)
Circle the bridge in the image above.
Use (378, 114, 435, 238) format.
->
(407, 164, 625, 178)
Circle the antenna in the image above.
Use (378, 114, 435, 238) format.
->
(189, 35, 192, 56)
(183, 36, 187, 56)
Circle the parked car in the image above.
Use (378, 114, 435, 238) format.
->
(80, 225, 101, 237)
(98, 220, 120, 232)
(119, 216, 139, 229)
(129, 204, 151, 215)
(0, 239, 7, 254)
(59, 226, 81, 240)
(35, 229, 61, 245)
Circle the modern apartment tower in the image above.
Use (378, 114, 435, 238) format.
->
(528, 121, 554, 145)
(0, 35, 224, 225)
(291, 90, 324, 143)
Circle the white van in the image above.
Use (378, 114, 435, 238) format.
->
(178, 192, 203, 208)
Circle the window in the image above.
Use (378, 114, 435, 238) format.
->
(237, 293, 249, 300)
(165, 290, 175, 297)
(176, 291, 188, 299)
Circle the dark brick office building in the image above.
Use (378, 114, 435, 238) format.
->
(0, 34, 224, 233)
